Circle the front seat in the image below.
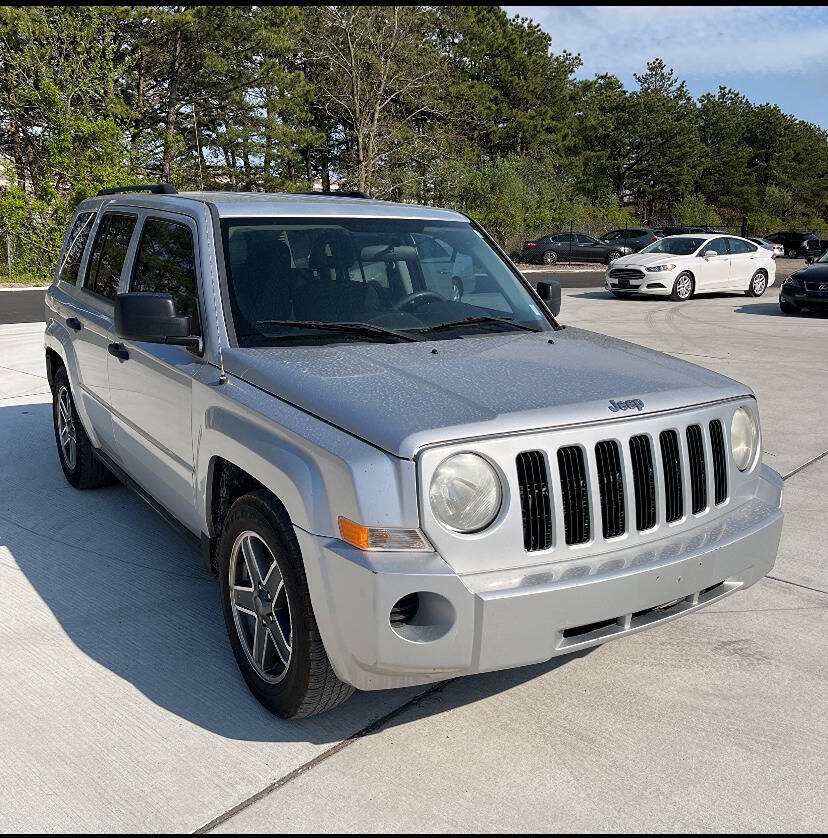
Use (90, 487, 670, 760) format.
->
(230, 230, 294, 333)
(293, 230, 366, 321)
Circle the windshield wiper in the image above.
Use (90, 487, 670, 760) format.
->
(418, 316, 540, 334)
(256, 319, 422, 342)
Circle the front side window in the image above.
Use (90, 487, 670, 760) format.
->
(130, 217, 199, 330)
(705, 238, 730, 256)
(221, 217, 554, 346)
(640, 237, 706, 256)
(59, 212, 96, 285)
(85, 213, 137, 298)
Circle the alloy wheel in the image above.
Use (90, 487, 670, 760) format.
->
(676, 275, 693, 300)
(56, 385, 77, 470)
(751, 272, 767, 295)
(229, 530, 293, 683)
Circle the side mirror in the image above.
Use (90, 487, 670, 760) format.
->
(115, 292, 199, 347)
(805, 256, 815, 265)
(536, 279, 561, 317)
(703, 250, 717, 259)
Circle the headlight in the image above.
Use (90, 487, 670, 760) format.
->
(783, 273, 802, 286)
(730, 406, 758, 471)
(429, 453, 502, 532)
(646, 263, 676, 272)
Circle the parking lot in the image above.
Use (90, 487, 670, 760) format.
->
(1, 282, 826, 832)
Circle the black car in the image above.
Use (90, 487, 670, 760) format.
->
(600, 227, 661, 252)
(779, 250, 828, 314)
(764, 231, 822, 259)
(521, 232, 632, 265)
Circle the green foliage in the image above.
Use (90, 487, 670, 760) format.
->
(1, 5, 826, 277)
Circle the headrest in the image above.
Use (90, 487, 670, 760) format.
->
(309, 230, 356, 274)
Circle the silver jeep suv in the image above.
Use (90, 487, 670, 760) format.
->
(44, 186, 784, 718)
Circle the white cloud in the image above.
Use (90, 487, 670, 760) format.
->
(504, 5, 828, 79)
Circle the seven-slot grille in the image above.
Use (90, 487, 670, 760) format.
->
(515, 415, 731, 552)
(515, 451, 552, 551)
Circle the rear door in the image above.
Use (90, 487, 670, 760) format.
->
(74, 210, 139, 451)
(107, 212, 203, 532)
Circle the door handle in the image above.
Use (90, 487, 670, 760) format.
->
(108, 342, 129, 361)
(66, 317, 82, 331)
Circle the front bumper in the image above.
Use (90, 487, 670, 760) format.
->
(298, 465, 783, 691)
(780, 287, 828, 308)
(605, 271, 677, 295)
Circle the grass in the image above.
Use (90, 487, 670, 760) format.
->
(0, 272, 49, 288)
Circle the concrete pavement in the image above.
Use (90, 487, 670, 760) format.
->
(0, 285, 826, 832)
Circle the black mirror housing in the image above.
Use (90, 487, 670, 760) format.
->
(536, 280, 561, 317)
(115, 293, 195, 345)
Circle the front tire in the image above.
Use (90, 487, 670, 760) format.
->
(542, 250, 558, 265)
(670, 272, 694, 301)
(746, 271, 768, 297)
(52, 366, 115, 489)
(218, 491, 353, 719)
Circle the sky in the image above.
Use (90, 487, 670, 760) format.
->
(504, 6, 828, 129)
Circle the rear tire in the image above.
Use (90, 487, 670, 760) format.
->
(607, 250, 622, 263)
(52, 366, 115, 489)
(670, 272, 694, 301)
(218, 490, 353, 719)
(787, 247, 798, 258)
(746, 271, 768, 297)
(542, 250, 558, 265)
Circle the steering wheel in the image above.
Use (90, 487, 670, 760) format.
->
(393, 290, 445, 312)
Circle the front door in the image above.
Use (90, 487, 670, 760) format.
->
(697, 237, 731, 290)
(107, 212, 203, 533)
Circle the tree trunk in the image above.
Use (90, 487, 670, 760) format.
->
(162, 29, 182, 183)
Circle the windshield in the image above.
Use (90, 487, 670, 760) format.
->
(639, 236, 706, 256)
(220, 217, 554, 346)
(816, 250, 828, 264)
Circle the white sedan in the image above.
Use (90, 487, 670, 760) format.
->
(605, 234, 776, 301)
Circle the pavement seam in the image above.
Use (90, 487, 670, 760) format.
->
(764, 575, 828, 597)
(193, 679, 453, 834)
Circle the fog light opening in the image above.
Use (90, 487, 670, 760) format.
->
(389, 592, 455, 643)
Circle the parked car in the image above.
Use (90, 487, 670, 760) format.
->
(599, 227, 661, 253)
(521, 232, 632, 265)
(660, 225, 728, 237)
(748, 237, 784, 258)
(763, 231, 822, 259)
(606, 234, 776, 301)
(45, 186, 783, 719)
(780, 249, 828, 314)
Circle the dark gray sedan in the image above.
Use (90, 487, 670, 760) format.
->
(521, 232, 633, 265)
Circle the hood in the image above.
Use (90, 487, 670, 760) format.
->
(222, 328, 750, 458)
(612, 251, 694, 268)
(801, 263, 828, 280)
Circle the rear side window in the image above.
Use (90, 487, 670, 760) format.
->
(130, 217, 199, 329)
(85, 213, 137, 298)
(728, 238, 756, 254)
(59, 212, 96, 285)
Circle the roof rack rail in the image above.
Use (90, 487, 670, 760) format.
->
(97, 183, 178, 197)
(298, 190, 369, 199)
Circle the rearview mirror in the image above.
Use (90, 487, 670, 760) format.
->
(115, 293, 199, 347)
(536, 280, 561, 317)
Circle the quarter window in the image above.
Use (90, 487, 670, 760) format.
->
(85, 213, 137, 298)
(130, 217, 199, 329)
(59, 212, 96, 285)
